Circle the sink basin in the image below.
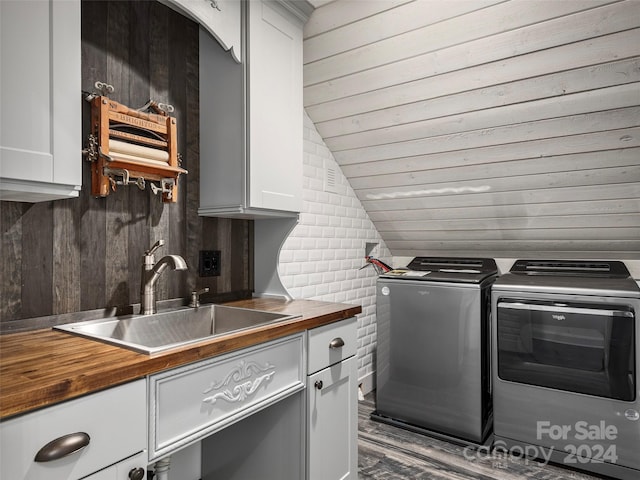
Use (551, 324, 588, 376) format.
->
(54, 305, 300, 354)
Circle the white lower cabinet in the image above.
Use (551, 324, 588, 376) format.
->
(307, 318, 359, 480)
(0, 380, 147, 480)
(1, 323, 359, 480)
(169, 320, 359, 480)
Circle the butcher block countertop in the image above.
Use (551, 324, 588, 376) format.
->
(0, 298, 361, 420)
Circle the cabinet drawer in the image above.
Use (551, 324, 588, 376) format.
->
(0, 380, 146, 480)
(308, 317, 357, 374)
(148, 333, 305, 461)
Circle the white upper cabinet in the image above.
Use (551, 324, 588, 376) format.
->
(199, 0, 311, 218)
(166, 0, 242, 62)
(0, 0, 82, 202)
(245, 0, 304, 214)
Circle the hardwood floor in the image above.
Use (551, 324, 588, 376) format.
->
(358, 393, 607, 480)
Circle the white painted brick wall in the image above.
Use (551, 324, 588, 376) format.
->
(279, 112, 392, 394)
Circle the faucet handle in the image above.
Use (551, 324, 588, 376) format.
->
(145, 239, 164, 256)
(189, 288, 210, 308)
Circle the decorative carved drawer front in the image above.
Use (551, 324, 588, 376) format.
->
(148, 333, 305, 461)
(308, 317, 357, 374)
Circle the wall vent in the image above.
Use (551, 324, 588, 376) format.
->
(324, 160, 339, 193)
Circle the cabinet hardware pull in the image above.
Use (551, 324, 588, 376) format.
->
(329, 337, 345, 349)
(34, 432, 90, 462)
(129, 467, 145, 480)
(315, 380, 323, 390)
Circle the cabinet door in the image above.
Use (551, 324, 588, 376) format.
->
(198, 26, 245, 215)
(307, 356, 358, 480)
(246, 0, 303, 213)
(0, 0, 81, 202)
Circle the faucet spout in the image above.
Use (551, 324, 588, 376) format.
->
(153, 255, 188, 277)
(140, 244, 187, 315)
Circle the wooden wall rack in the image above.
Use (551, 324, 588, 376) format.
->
(86, 96, 187, 203)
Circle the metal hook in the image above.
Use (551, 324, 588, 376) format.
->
(150, 179, 175, 199)
(135, 177, 146, 190)
(94, 81, 114, 96)
(137, 99, 175, 115)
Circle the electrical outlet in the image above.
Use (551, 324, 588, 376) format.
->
(199, 250, 221, 277)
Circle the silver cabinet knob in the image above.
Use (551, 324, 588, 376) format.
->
(315, 380, 323, 390)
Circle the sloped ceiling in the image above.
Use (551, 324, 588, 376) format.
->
(302, 0, 640, 259)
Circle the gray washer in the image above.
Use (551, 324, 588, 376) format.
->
(372, 257, 497, 444)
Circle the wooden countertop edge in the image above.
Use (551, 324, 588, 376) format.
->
(0, 299, 361, 420)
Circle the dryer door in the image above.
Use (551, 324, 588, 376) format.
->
(497, 298, 635, 401)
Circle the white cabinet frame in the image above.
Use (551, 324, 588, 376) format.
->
(0, 0, 82, 202)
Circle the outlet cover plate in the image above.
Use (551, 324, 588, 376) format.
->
(199, 250, 221, 277)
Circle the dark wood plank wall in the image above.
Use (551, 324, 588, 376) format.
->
(0, 0, 252, 324)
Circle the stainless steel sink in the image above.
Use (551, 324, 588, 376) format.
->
(54, 305, 299, 354)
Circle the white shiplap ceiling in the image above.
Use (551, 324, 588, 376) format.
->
(302, 0, 640, 259)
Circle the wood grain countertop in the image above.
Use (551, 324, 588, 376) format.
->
(0, 298, 361, 420)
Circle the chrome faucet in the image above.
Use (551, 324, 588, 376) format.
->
(140, 240, 187, 315)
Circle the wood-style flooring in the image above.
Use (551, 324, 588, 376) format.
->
(358, 393, 607, 480)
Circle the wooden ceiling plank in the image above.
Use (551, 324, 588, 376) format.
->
(316, 58, 640, 138)
(341, 127, 640, 177)
(335, 107, 640, 165)
(357, 166, 640, 200)
(304, 0, 415, 39)
(304, 0, 501, 64)
(326, 82, 640, 152)
(388, 245, 640, 260)
(381, 227, 640, 242)
(349, 148, 640, 190)
(368, 199, 640, 222)
(385, 239, 640, 252)
(376, 214, 640, 233)
(306, 29, 640, 121)
(360, 182, 640, 211)
(304, 1, 634, 96)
